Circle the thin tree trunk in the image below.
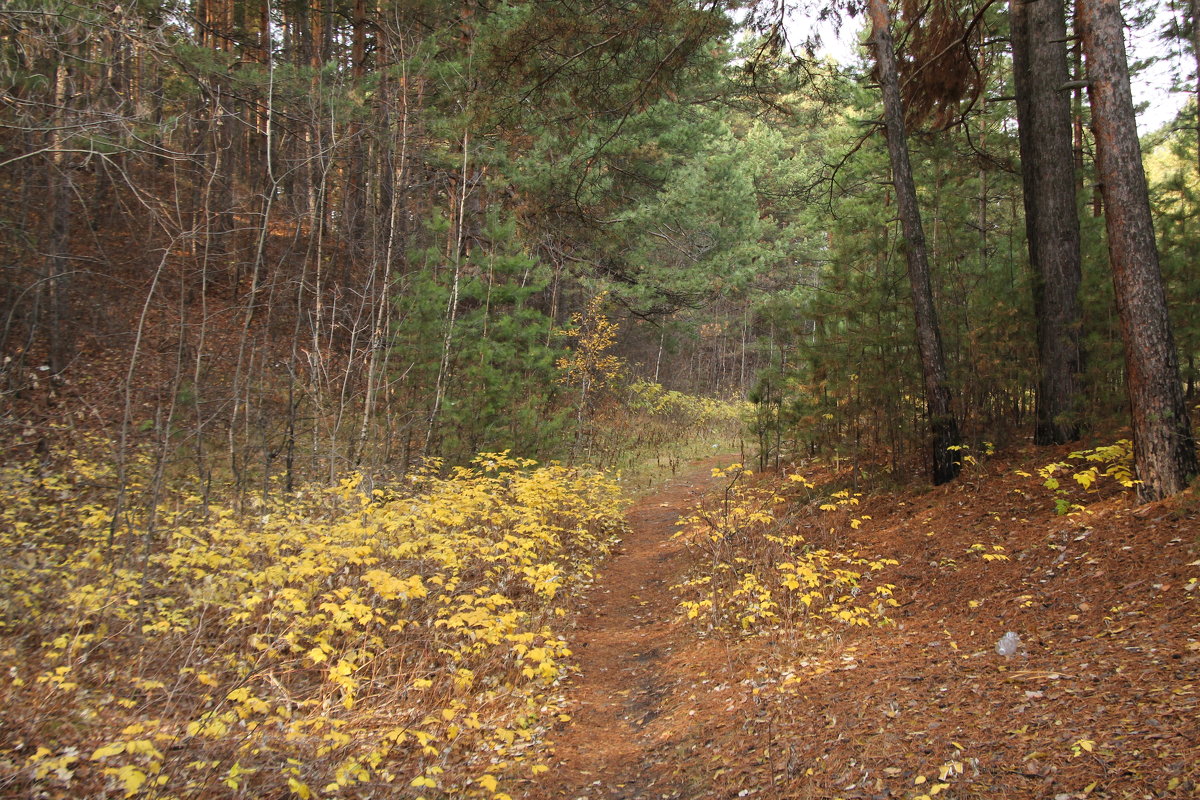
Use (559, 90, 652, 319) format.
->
(654, 327, 665, 385)
(1191, 0, 1200, 177)
(1012, 0, 1084, 445)
(45, 61, 74, 376)
(1079, 0, 1198, 500)
(1071, 2, 1104, 217)
(867, 0, 962, 484)
(424, 128, 471, 458)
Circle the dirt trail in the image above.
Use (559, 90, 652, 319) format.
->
(528, 459, 729, 800)
(525, 449, 1200, 800)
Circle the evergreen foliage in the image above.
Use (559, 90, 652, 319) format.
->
(1, 0, 1196, 484)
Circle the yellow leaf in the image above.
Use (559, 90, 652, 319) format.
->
(411, 776, 437, 789)
(288, 777, 312, 799)
(938, 761, 963, 780)
(91, 743, 126, 760)
(27, 747, 53, 763)
(114, 765, 147, 797)
(478, 774, 499, 792)
(125, 740, 164, 760)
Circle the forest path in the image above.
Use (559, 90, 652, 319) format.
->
(527, 457, 734, 800)
(520, 447, 1200, 800)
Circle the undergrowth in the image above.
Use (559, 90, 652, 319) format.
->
(671, 463, 899, 634)
(584, 380, 749, 491)
(0, 444, 626, 799)
(1024, 439, 1136, 515)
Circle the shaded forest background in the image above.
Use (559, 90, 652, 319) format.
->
(4, 0, 1200, 489)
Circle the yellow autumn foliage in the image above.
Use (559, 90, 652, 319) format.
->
(0, 444, 625, 798)
(672, 464, 898, 634)
(1030, 439, 1136, 515)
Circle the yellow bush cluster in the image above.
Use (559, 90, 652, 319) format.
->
(1017, 439, 1136, 515)
(581, 380, 748, 484)
(672, 464, 898, 634)
(0, 447, 625, 799)
(625, 380, 749, 430)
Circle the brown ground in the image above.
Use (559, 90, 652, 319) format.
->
(528, 457, 732, 800)
(521, 446, 1200, 800)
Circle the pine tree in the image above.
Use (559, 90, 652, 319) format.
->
(1012, 0, 1084, 445)
(1079, 0, 1198, 500)
(867, 0, 962, 484)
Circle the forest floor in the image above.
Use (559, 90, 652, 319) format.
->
(521, 448, 1200, 800)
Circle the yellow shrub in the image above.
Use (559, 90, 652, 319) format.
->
(0, 446, 626, 798)
(671, 464, 898, 635)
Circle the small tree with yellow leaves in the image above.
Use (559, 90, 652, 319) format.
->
(556, 292, 625, 459)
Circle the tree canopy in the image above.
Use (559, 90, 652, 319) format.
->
(1, 0, 1197, 492)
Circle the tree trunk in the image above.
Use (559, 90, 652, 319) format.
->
(343, 0, 369, 245)
(1191, 0, 1200, 178)
(867, 0, 962, 484)
(1079, 0, 1198, 500)
(1011, 0, 1084, 445)
(1070, 2, 1103, 217)
(46, 61, 74, 376)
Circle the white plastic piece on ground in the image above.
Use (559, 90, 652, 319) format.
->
(995, 631, 1021, 657)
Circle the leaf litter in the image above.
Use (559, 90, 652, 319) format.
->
(526, 444, 1200, 800)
